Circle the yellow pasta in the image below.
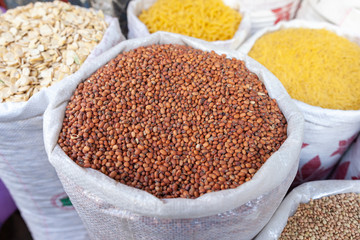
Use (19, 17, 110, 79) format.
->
(249, 28, 360, 110)
(138, 0, 242, 41)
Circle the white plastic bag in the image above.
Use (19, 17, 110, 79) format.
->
(332, 134, 360, 180)
(238, 20, 360, 186)
(0, 16, 124, 240)
(127, 0, 251, 50)
(296, 0, 360, 39)
(43, 31, 304, 240)
(255, 180, 360, 239)
(238, 0, 301, 35)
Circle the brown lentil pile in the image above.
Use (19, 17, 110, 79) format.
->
(58, 44, 287, 199)
(280, 193, 360, 240)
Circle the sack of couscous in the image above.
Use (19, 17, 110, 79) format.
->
(239, 20, 360, 186)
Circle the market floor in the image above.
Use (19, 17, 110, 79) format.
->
(0, 211, 33, 240)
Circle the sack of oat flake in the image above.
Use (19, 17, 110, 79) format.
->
(0, 2, 124, 239)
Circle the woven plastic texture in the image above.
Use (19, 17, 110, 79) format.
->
(57, 167, 295, 240)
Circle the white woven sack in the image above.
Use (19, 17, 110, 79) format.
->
(239, 20, 360, 185)
(332, 134, 360, 180)
(238, 0, 301, 35)
(44, 31, 304, 240)
(0, 16, 124, 240)
(127, 0, 251, 50)
(296, 0, 329, 23)
(255, 180, 360, 239)
(296, 0, 360, 38)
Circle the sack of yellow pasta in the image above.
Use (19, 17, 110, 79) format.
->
(239, 20, 360, 186)
(127, 0, 251, 49)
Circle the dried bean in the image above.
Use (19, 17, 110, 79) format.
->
(58, 44, 287, 199)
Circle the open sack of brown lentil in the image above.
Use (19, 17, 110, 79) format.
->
(239, 20, 360, 186)
(255, 180, 360, 239)
(43, 31, 304, 240)
(0, 1, 124, 239)
(127, 0, 251, 49)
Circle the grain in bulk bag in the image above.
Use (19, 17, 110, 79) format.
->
(255, 180, 360, 240)
(0, 2, 124, 239)
(127, 0, 251, 50)
(332, 134, 360, 180)
(239, 20, 360, 186)
(43, 31, 304, 240)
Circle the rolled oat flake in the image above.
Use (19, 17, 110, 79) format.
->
(0, 1, 107, 103)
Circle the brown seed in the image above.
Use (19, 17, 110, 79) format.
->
(218, 177, 226, 182)
(59, 44, 287, 199)
(109, 171, 117, 178)
(83, 146, 90, 152)
(159, 166, 167, 172)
